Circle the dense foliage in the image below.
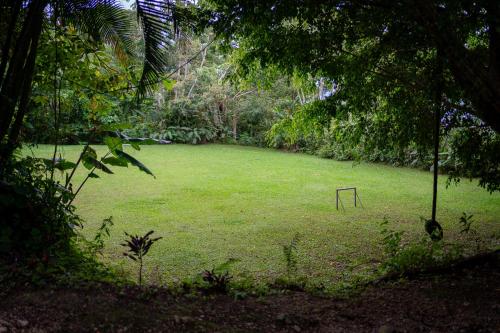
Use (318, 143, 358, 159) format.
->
(201, 0, 500, 191)
(1, 0, 499, 287)
(0, 154, 117, 285)
(0, 0, 182, 282)
(0, 155, 79, 261)
(120, 32, 296, 146)
(23, 26, 306, 147)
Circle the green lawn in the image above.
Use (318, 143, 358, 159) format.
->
(30, 144, 500, 287)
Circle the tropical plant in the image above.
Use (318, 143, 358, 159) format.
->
(24, 24, 138, 144)
(458, 213, 475, 235)
(201, 269, 233, 292)
(200, 258, 238, 293)
(121, 230, 162, 285)
(83, 216, 114, 257)
(0, 155, 81, 262)
(0, 0, 191, 165)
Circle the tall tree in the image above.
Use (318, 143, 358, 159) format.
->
(203, 0, 500, 134)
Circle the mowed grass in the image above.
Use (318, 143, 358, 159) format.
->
(30, 144, 500, 287)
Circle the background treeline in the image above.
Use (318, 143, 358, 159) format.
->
(25, 27, 299, 147)
(23, 17, 500, 191)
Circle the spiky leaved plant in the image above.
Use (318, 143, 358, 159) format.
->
(121, 230, 161, 285)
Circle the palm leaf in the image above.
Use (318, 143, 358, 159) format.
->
(135, 0, 176, 97)
(61, 0, 137, 65)
(135, 0, 197, 96)
(61, 0, 194, 97)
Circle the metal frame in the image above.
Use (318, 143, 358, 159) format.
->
(336, 187, 359, 211)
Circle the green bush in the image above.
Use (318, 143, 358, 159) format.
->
(0, 154, 119, 287)
(379, 219, 462, 277)
(0, 156, 80, 261)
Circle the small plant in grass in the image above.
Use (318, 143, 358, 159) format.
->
(283, 233, 300, 276)
(379, 218, 462, 277)
(201, 269, 232, 292)
(458, 212, 482, 251)
(459, 212, 475, 235)
(200, 258, 238, 293)
(380, 217, 404, 257)
(121, 230, 161, 286)
(81, 216, 114, 256)
(273, 233, 306, 291)
(229, 276, 270, 299)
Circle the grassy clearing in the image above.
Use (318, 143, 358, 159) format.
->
(29, 144, 500, 288)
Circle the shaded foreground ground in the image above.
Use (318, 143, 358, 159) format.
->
(1, 253, 499, 332)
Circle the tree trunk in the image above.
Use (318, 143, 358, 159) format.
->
(232, 108, 238, 139)
(431, 87, 441, 223)
(0, 0, 45, 166)
(7, 24, 41, 148)
(0, 0, 22, 90)
(431, 39, 445, 223)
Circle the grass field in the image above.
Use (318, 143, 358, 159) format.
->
(29, 144, 500, 288)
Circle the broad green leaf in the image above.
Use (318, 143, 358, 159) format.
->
(82, 158, 93, 170)
(42, 158, 55, 168)
(115, 149, 155, 178)
(104, 136, 122, 154)
(42, 158, 77, 171)
(54, 160, 77, 171)
(82, 148, 97, 170)
(102, 156, 128, 167)
(82, 155, 114, 174)
(162, 79, 175, 91)
(131, 142, 141, 150)
(88, 172, 100, 178)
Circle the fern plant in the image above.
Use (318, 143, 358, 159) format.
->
(283, 233, 300, 277)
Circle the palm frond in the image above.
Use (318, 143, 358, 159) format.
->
(61, 0, 195, 98)
(135, 0, 177, 97)
(61, 1, 137, 64)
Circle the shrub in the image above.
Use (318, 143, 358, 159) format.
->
(0, 156, 80, 263)
(0, 155, 123, 287)
(378, 218, 468, 277)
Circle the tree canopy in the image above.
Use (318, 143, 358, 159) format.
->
(199, 0, 500, 192)
(204, 0, 500, 133)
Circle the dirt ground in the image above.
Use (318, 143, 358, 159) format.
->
(1, 253, 499, 332)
